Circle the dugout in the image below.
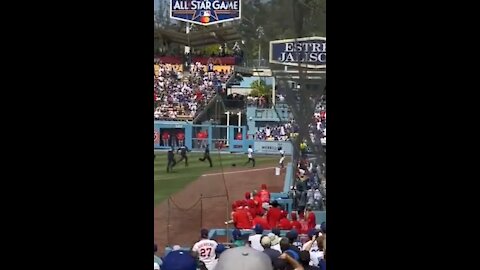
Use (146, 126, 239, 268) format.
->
(154, 120, 249, 152)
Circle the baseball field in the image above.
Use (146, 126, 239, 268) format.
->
(154, 151, 288, 252)
(154, 151, 282, 205)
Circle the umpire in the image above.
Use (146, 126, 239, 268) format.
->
(198, 144, 212, 167)
(176, 145, 190, 167)
(167, 147, 177, 173)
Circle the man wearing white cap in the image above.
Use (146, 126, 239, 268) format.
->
(261, 235, 281, 267)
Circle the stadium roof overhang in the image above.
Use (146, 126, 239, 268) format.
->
(154, 25, 242, 47)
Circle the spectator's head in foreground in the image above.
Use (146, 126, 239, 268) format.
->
(254, 224, 264, 234)
(260, 235, 272, 249)
(214, 246, 273, 270)
(286, 230, 298, 244)
(299, 250, 311, 267)
(279, 237, 290, 253)
(162, 250, 197, 270)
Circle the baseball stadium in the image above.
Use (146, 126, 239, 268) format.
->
(154, 1, 326, 269)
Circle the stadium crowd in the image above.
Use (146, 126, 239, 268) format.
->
(154, 62, 233, 120)
(253, 121, 299, 141)
(154, 183, 326, 270)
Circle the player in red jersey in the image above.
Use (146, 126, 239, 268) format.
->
(259, 184, 271, 203)
(232, 201, 253, 229)
(306, 207, 317, 231)
(290, 212, 303, 233)
(176, 131, 185, 147)
(278, 211, 293, 230)
(252, 211, 270, 230)
(162, 132, 170, 147)
(244, 192, 257, 218)
(266, 200, 282, 229)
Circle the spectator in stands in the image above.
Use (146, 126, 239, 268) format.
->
(232, 229, 247, 247)
(268, 231, 282, 253)
(249, 224, 265, 251)
(302, 230, 324, 267)
(215, 244, 227, 257)
(278, 251, 305, 270)
(153, 62, 233, 121)
(261, 235, 282, 268)
(267, 200, 283, 229)
(318, 250, 326, 270)
(214, 246, 278, 270)
(280, 236, 301, 259)
(154, 243, 163, 269)
(192, 229, 218, 270)
(286, 230, 303, 251)
(162, 249, 197, 270)
(299, 251, 320, 270)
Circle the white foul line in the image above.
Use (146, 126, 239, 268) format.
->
(201, 167, 277, 177)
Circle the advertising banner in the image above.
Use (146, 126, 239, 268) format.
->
(170, 0, 241, 26)
(253, 141, 293, 155)
(269, 36, 326, 68)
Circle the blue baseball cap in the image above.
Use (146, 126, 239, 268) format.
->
(285, 249, 300, 261)
(162, 250, 197, 270)
(254, 224, 264, 234)
(232, 229, 242, 240)
(286, 229, 298, 240)
(216, 244, 227, 254)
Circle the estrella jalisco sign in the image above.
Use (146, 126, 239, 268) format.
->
(170, 0, 241, 26)
(269, 37, 326, 69)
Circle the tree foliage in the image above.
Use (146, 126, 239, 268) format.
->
(237, 0, 326, 64)
(249, 79, 272, 97)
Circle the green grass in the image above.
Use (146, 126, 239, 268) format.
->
(154, 152, 280, 206)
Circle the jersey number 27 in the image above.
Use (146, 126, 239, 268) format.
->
(200, 247, 212, 257)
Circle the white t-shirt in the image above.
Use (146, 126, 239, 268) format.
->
(248, 148, 253, 158)
(271, 243, 282, 253)
(248, 234, 264, 251)
(265, 127, 271, 137)
(302, 240, 324, 266)
(192, 239, 218, 270)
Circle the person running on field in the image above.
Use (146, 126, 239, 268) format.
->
(199, 144, 213, 167)
(278, 147, 285, 168)
(244, 145, 255, 167)
(166, 147, 176, 173)
(176, 145, 190, 167)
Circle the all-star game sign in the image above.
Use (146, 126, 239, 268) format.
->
(269, 37, 326, 69)
(170, 0, 241, 26)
